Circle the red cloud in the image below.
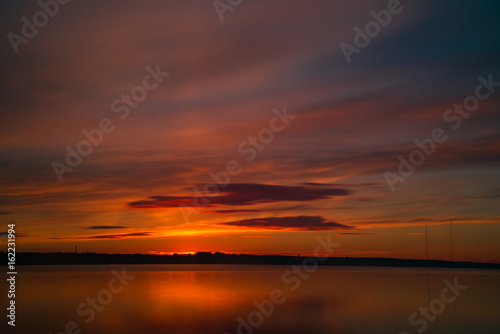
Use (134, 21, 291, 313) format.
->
(220, 216, 354, 231)
(128, 183, 351, 209)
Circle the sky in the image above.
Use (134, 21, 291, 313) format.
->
(1, 0, 499, 262)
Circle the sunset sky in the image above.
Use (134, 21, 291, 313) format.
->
(1, 0, 499, 262)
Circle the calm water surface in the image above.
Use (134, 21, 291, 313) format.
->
(13, 265, 500, 334)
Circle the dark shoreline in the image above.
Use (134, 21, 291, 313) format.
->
(3, 252, 500, 269)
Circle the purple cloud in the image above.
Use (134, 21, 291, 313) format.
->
(128, 183, 351, 209)
(220, 216, 354, 231)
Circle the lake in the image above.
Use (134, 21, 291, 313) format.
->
(13, 265, 500, 334)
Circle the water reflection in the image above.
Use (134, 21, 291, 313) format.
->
(17, 265, 500, 334)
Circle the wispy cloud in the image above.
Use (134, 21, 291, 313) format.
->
(0, 232, 26, 237)
(205, 210, 261, 215)
(83, 225, 127, 230)
(128, 183, 351, 209)
(220, 216, 354, 231)
(49, 232, 152, 240)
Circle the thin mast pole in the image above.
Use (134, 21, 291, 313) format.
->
(450, 219, 457, 332)
(426, 224, 430, 305)
(425, 224, 429, 261)
(450, 219, 454, 262)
